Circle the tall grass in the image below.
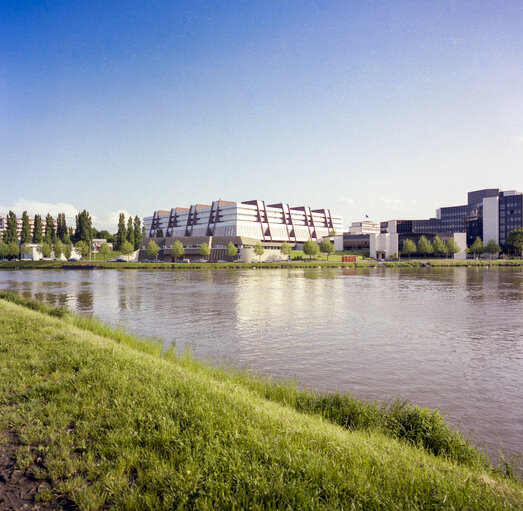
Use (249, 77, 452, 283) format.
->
(0, 290, 490, 470)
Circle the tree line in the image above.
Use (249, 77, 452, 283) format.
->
(401, 235, 502, 259)
(0, 210, 145, 261)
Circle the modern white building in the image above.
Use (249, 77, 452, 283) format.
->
(143, 200, 344, 262)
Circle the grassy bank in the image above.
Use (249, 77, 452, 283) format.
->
(0, 293, 521, 509)
(1, 258, 522, 270)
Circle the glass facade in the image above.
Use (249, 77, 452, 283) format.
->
(499, 193, 523, 248)
(439, 205, 468, 233)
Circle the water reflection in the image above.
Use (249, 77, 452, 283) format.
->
(0, 267, 521, 464)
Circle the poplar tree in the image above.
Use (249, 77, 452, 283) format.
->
(2, 211, 18, 244)
(417, 236, 433, 257)
(303, 239, 319, 260)
(146, 240, 160, 260)
(116, 213, 127, 250)
(485, 239, 501, 260)
(53, 240, 64, 260)
(226, 241, 238, 259)
(254, 242, 265, 262)
(45, 213, 56, 244)
(319, 239, 335, 260)
(20, 211, 32, 244)
(469, 237, 484, 258)
(56, 213, 68, 241)
(99, 242, 111, 260)
(402, 239, 416, 258)
(74, 210, 93, 244)
(445, 238, 460, 258)
(132, 216, 143, 250)
(120, 241, 134, 261)
(432, 235, 446, 257)
(33, 215, 43, 243)
(199, 242, 210, 261)
(172, 240, 184, 261)
(280, 242, 292, 260)
(127, 216, 135, 248)
(63, 241, 73, 260)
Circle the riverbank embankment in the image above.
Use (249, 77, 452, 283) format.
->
(0, 292, 521, 509)
(0, 258, 522, 270)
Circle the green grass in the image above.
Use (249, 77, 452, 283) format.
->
(0, 292, 521, 509)
(1, 256, 522, 271)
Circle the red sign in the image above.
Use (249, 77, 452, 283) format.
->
(342, 256, 357, 262)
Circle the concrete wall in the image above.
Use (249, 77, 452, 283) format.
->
(451, 233, 467, 260)
(369, 233, 398, 259)
(482, 196, 499, 245)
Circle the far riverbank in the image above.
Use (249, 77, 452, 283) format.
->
(1, 258, 522, 270)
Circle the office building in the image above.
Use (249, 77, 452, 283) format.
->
(143, 200, 343, 262)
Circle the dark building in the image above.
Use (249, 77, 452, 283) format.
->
(381, 188, 522, 251)
(499, 191, 523, 248)
(342, 234, 371, 252)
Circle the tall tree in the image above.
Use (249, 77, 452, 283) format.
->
(469, 237, 484, 258)
(402, 239, 416, 258)
(507, 228, 523, 257)
(98, 242, 111, 261)
(226, 241, 238, 260)
(63, 241, 73, 260)
(116, 213, 127, 250)
(0, 241, 7, 259)
(120, 241, 134, 261)
(319, 239, 335, 260)
(445, 238, 460, 258)
(20, 211, 32, 244)
(75, 240, 90, 259)
(44, 213, 56, 244)
(56, 213, 68, 242)
(432, 235, 446, 257)
(280, 241, 292, 261)
(172, 240, 184, 261)
(127, 216, 135, 248)
(21, 243, 33, 259)
(146, 240, 160, 260)
(417, 236, 433, 257)
(254, 242, 265, 262)
(32, 215, 43, 243)
(2, 211, 18, 244)
(199, 242, 210, 261)
(74, 210, 93, 244)
(133, 216, 143, 250)
(303, 239, 320, 260)
(53, 240, 64, 260)
(484, 239, 501, 260)
(38, 242, 52, 259)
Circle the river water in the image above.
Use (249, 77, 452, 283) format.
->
(1, 267, 522, 463)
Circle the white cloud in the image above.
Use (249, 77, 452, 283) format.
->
(92, 210, 132, 231)
(380, 196, 411, 213)
(514, 134, 523, 145)
(338, 196, 357, 209)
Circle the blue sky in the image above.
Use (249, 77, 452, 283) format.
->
(1, 1, 522, 230)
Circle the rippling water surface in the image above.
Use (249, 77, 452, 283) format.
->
(1, 267, 522, 462)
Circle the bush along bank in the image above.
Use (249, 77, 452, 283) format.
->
(1, 258, 523, 270)
(0, 291, 521, 509)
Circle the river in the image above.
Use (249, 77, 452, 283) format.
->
(1, 267, 522, 463)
